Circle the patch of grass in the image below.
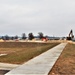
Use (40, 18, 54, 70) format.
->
(0, 42, 59, 64)
(62, 44, 75, 58)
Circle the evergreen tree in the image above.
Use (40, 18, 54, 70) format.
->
(28, 33, 34, 40)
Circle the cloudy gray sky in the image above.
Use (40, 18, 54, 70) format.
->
(0, 0, 75, 37)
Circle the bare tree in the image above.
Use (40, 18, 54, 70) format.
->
(22, 33, 26, 40)
(38, 32, 44, 39)
(5, 35, 10, 40)
(15, 35, 18, 40)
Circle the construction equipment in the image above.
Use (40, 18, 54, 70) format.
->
(67, 30, 74, 40)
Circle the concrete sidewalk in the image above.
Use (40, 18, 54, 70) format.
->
(0, 63, 20, 70)
(5, 43, 67, 75)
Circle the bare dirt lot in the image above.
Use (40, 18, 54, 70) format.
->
(49, 43, 75, 75)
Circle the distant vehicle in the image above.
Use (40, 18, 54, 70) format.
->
(67, 30, 74, 40)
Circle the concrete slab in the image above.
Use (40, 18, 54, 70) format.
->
(5, 43, 67, 75)
(0, 54, 7, 56)
(0, 63, 20, 70)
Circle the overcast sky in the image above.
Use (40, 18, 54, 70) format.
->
(0, 0, 75, 37)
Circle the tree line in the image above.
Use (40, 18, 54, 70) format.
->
(0, 32, 46, 40)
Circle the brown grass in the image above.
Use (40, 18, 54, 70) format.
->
(0, 42, 59, 64)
